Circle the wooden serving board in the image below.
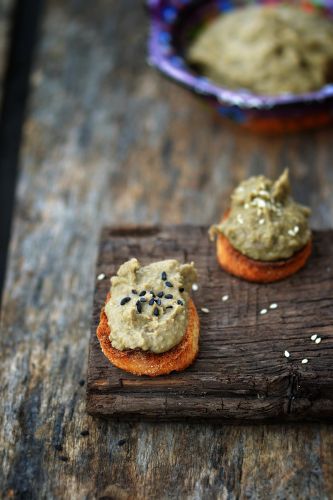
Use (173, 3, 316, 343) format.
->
(87, 226, 333, 422)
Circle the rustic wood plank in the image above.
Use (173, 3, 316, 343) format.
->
(1, 0, 333, 497)
(87, 226, 333, 421)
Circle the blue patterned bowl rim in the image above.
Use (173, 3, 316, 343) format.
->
(147, 0, 333, 109)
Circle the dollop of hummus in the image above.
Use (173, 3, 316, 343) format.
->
(105, 259, 197, 353)
(187, 4, 333, 95)
(210, 170, 311, 261)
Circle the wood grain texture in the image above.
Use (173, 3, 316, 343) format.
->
(87, 226, 333, 422)
(1, 0, 333, 497)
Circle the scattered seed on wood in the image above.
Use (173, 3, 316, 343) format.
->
(118, 439, 126, 446)
(80, 430, 89, 437)
(179, 287, 184, 293)
(284, 350, 290, 358)
(315, 337, 322, 344)
(140, 297, 147, 303)
(139, 291, 146, 296)
(269, 303, 278, 309)
(201, 307, 209, 313)
(301, 358, 309, 364)
(177, 300, 183, 306)
(136, 300, 142, 313)
(311, 334, 317, 341)
(260, 309, 268, 315)
(120, 297, 131, 305)
(78, 379, 85, 387)
(157, 291, 164, 298)
(222, 295, 229, 302)
(97, 273, 105, 281)
(153, 307, 159, 317)
(161, 271, 167, 281)
(165, 281, 173, 287)
(192, 283, 198, 291)
(165, 294, 173, 299)
(149, 298, 155, 306)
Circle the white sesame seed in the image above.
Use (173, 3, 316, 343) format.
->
(237, 214, 244, 224)
(201, 307, 209, 314)
(294, 226, 299, 234)
(260, 308, 268, 315)
(259, 218, 265, 225)
(222, 294, 229, 302)
(284, 350, 290, 358)
(269, 303, 278, 309)
(97, 273, 105, 281)
(311, 334, 317, 341)
(257, 199, 266, 208)
(192, 283, 199, 291)
(301, 358, 309, 364)
(244, 203, 249, 209)
(288, 229, 295, 237)
(315, 337, 322, 344)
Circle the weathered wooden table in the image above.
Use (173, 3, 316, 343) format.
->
(1, 0, 333, 498)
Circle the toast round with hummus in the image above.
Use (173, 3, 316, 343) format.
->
(97, 293, 200, 376)
(216, 230, 312, 283)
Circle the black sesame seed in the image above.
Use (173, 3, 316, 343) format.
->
(139, 290, 146, 296)
(166, 305, 173, 310)
(153, 307, 159, 317)
(179, 287, 184, 293)
(149, 298, 155, 306)
(165, 294, 173, 299)
(118, 439, 126, 446)
(54, 444, 63, 451)
(136, 300, 142, 313)
(165, 281, 173, 288)
(161, 271, 167, 281)
(78, 379, 85, 387)
(177, 299, 184, 306)
(156, 298, 162, 306)
(80, 430, 89, 437)
(140, 297, 147, 303)
(132, 289, 138, 294)
(157, 291, 164, 298)
(120, 297, 131, 305)
(59, 456, 69, 462)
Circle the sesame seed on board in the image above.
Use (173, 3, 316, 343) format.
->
(222, 295, 229, 302)
(284, 350, 290, 358)
(315, 337, 322, 344)
(269, 303, 278, 309)
(97, 273, 105, 281)
(311, 334, 317, 341)
(260, 308, 268, 315)
(301, 358, 309, 364)
(201, 307, 209, 314)
(192, 283, 199, 291)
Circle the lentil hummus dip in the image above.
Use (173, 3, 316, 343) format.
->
(187, 4, 333, 95)
(105, 258, 197, 353)
(210, 170, 311, 261)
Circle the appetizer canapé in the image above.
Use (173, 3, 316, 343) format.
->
(210, 170, 312, 283)
(97, 258, 200, 376)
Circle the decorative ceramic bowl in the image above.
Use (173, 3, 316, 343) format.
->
(147, 0, 333, 133)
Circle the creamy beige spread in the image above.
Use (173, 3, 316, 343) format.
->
(105, 259, 197, 353)
(210, 170, 311, 261)
(187, 4, 333, 95)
